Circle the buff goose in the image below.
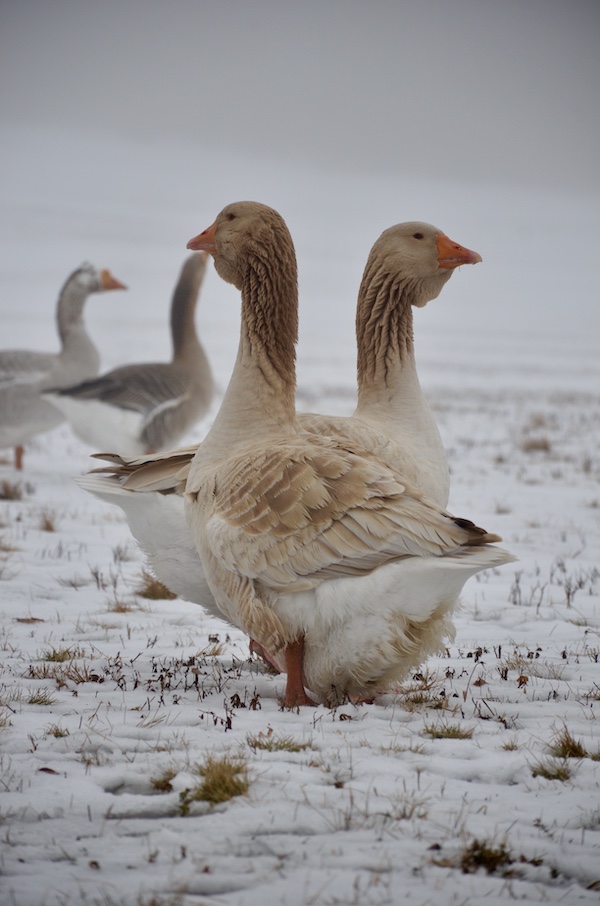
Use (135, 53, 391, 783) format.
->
(44, 253, 213, 456)
(300, 222, 481, 507)
(77, 220, 481, 614)
(0, 263, 126, 470)
(177, 200, 514, 707)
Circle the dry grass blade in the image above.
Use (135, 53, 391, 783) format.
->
(460, 838, 513, 874)
(136, 569, 177, 600)
(549, 726, 587, 759)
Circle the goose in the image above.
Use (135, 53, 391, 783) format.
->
(295, 221, 481, 508)
(0, 262, 126, 470)
(44, 253, 213, 456)
(77, 220, 481, 619)
(178, 200, 514, 707)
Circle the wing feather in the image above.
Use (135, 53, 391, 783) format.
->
(200, 434, 499, 591)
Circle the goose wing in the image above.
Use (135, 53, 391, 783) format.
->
(196, 434, 500, 593)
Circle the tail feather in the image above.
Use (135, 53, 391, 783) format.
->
(74, 472, 131, 502)
(452, 515, 503, 545)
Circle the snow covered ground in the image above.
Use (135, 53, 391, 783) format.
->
(1, 125, 599, 905)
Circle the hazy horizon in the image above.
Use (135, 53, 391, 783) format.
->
(1, 0, 599, 195)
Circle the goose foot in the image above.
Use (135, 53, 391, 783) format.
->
(282, 638, 315, 707)
(14, 445, 24, 471)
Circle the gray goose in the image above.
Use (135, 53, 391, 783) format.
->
(0, 262, 126, 470)
(45, 253, 213, 456)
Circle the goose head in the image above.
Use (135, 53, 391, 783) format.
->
(186, 201, 295, 292)
(72, 262, 127, 293)
(369, 222, 481, 308)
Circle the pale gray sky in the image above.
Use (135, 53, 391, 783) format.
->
(1, 0, 599, 194)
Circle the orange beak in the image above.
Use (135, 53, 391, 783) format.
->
(100, 269, 127, 291)
(436, 234, 482, 269)
(187, 219, 217, 253)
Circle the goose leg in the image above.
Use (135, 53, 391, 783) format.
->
(14, 445, 24, 471)
(282, 638, 314, 707)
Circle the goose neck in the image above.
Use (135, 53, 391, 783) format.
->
(171, 268, 204, 362)
(56, 275, 90, 347)
(203, 248, 298, 453)
(355, 272, 419, 408)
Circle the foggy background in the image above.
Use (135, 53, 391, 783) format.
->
(1, 1, 599, 390)
(1, 0, 599, 193)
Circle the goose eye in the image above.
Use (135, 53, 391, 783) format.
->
(413, 232, 424, 240)
(226, 212, 236, 222)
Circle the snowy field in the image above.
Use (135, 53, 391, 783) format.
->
(1, 126, 600, 905)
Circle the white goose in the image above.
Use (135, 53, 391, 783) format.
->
(45, 253, 213, 456)
(77, 220, 481, 619)
(0, 263, 126, 470)
(178, 201, 513, 707)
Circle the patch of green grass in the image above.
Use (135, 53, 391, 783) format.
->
(246, 731, 312, 753)
(422, 722, 474, 740)
(403, 690, 449, 711)
(27, 688, 57, 706)
(41, 646, 82, 663)
(179, 753, 249, 813)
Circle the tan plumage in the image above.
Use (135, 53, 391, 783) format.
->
(92, 448, 193, 493)
(300, 221, 481, 507)
(201, 435, 498, 590)
(87, 221, 479, 506)
(180, 201, 513, 705)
